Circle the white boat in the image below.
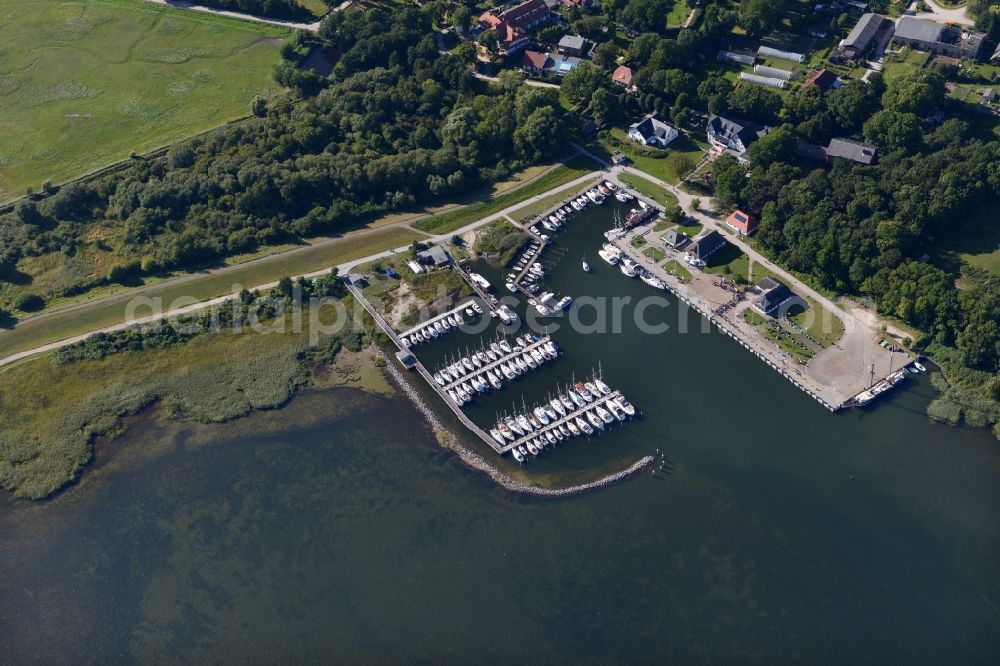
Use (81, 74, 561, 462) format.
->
(526, 442, 539, 456)
(487, 371, 502, 390)
(497, 305, 519, 325)
(569, 390, 586, 408)
(433, 373, 445, 386)
(582, 258, 590, 272)
(552, 428, 564, 442)
(567, 420, 580, 436)
(468, 273, 492, 291)
(595, 406, 614, 424)
(490, 429, 505, 445)
(620, 263, 637, 278)
(560, 394, 575, 411)
(640, 272, 667, 290)
(534, 407, 550, 425)
(615, 396, 636, 416)
(506, 417, 523, 437)
(517, 414, 533, 432)
(587, 410, 605, 430)
(555, 296, 573, 311)
(615, 191, 630, 203)
(914, 362, 927, 372)
(531, 349, 545, 364)
(853, 371, 907, 406)
(448, 389, 460, 404)
(462, 357, 474, 372)
(607, 400, 626, 421)
(604, 180, 618, 191)
(576, 382, 594, 402)
(471, 355, 483, 369)
(517, 445, 529, 458)
(585, 382, 600, 398)
(594, 379, 611, 395)
(512, 448, 525, 463)
(545, 430, 557, 445)
(500, 363, 516, 380)
(471, 302, 483, 314)
(499, 340, 513, 354)
(542, 404, 558, 421)
(434, 321, 445, 332)
(571, 200, 584, 211)
(506, 282, 517, 293)
(576, 416, 594, 436)
(514, 356, 529, 373)
(486, 349, 498, 362)
(465, 307, 475, 317)
(555, 210, 566, 221)
(598, 249, 620, 265)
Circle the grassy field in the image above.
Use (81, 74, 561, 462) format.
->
(0, 226, 425, 360)
(666, 0, 691, 26)
(413, 157, 596, 234)
(643, 246, 665, 262)
(618, 172, 679, 208)
(742, 308, 814, 363)
(595, 129, 705, 184)
(703, 244, 750, 282)
(508, 190, 574, 222)
(0, 0, 288, 200)
(788, 295, 845, 348)
(662, 259, 691, 283)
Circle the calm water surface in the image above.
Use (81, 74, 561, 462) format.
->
(2, 204, 998, 663)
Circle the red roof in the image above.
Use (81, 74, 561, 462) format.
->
(612, 65, 633, 86)
(523, 50, 548, 69)
(498, 0, 549, 30)
(725, 210, 757, 234)
(801, 68, 837, 92)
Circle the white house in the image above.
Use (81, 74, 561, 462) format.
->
(627, 113, 678, 148)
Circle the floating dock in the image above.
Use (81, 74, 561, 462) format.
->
(496, 389, 630, 456)
(438, 335, 556, 393)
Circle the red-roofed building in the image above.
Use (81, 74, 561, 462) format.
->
(522, 50, 549, 74)
(725, 210, 757, 235)
(801, 68, 838, 92)
(478, 1, 550, 54)
(496, 0, 549, 30)
(612, 65, 634, 90)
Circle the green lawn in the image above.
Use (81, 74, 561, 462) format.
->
(413, 157, 595, 234)
(703, 244, 750, 282)
(618, 172, 679, 208)
(666, 0, 691, 26)
(662, 259, 691, 283)
(0, 0, 288, 200)
(643, 246, 665, 262)
(0, 226, 425, 360)
(509, 191, 573, 222)
(597, 129, 705, 184)
(787, 295, 845, 348)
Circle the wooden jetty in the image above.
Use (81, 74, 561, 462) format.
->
(497, 389, 628, 455)
(400, 299, 483, 340)
(438, 335, 555, 391)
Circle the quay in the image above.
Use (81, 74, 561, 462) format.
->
(438, 335, 556, 391)
(497, 389, 628, 455)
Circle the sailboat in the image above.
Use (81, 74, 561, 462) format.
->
(582, 253, 591, 272)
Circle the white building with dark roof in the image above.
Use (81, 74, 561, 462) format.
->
(627, 113, 679, 148)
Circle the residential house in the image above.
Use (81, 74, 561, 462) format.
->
(724, 210, 758, 236)
(522, 50, 549, 74)
(521, 50, 580, 76)
(687, 230, 726, 263)
(837, 13, 894, 61)
(612, 65, 634, 90)
(753, 277, 794, 316)
(706, 114, 768, 161)
(893, 16, 987, 60)
(801, 68, 838, 92)
(661, 227, 690, 250)
(826, 138, 877, 165)
(557, 34, 589, 57)
(627, 113, 679, 148)
(416, 245, 451, 267)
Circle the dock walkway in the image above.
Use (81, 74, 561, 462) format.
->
(400, 299, 481, 340)
(439, 336, 555, 391)
(498, 389, 626, 455)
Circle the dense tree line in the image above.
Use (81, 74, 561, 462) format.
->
(0, 6, 568, 297)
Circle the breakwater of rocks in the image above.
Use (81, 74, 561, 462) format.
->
(375, 346, 655, 498)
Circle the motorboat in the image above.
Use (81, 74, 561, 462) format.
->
(615, 396, 636, 416)
(914, 362, 927, 372)
(555, 296, 572, 311)
(554, 210, 566, 222)
(471, 302, 483, 314)
(506, 282, 517, 293)
(620, 262, 638, 278)
(615, 191, 630, 203)
(465, 307, 475, 317)
(595, 405, 614, 424)
(531, 349, 545, 364)
(571, 199, 584, 211)
(545, 341, 559, 357)
(604, 180, 618, 191)
(598, 249, 620, 265)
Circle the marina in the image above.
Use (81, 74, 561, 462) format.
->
(435, 334, 560, 405)
(400, 299, 484, 347)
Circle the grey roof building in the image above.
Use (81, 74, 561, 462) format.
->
(753, 278, 793, 316)
(826, 138, 878, 165)
(893, 16, 988, 60)
(557, 34, 588, 57)
(416, 245, 451, 266)
(839, 13, 894, 60)
(688, 230, 726, 262)
(706, 115, 769, 161)
(661, 227, 690, 249)
(628, 113, 679, 147)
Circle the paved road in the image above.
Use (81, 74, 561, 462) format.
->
(0, 166, 608, 369)
(908, 0, 975, 27)
(141, 0, 328, 31)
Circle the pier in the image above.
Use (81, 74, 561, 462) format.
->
(496, 389, 628, 455)
(400, 299, 482, 341)
(438, 335, 556, 392)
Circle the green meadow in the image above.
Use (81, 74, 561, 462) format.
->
(0, 0, 288, 200)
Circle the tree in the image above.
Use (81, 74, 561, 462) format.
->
(513, 106, 565, 161)
(746, 125, 796, 168)
(561, 62, 609, 105)
(863, 110, 922, 152)
(738, 0, 787, 38)
(621, 0, 672, 33)
(881, 69, 945, 116)
(450, 5, 471, 32)
(594, 41, 618, 69)
(251, 95, 268, 117)
(691, 197, 702, 210)
(727, 85, 782, 124)
(589, 87, 622, 122)
(827, 80, 880, 131)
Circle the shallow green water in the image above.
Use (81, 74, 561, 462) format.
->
(1, 203, 999, 662)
